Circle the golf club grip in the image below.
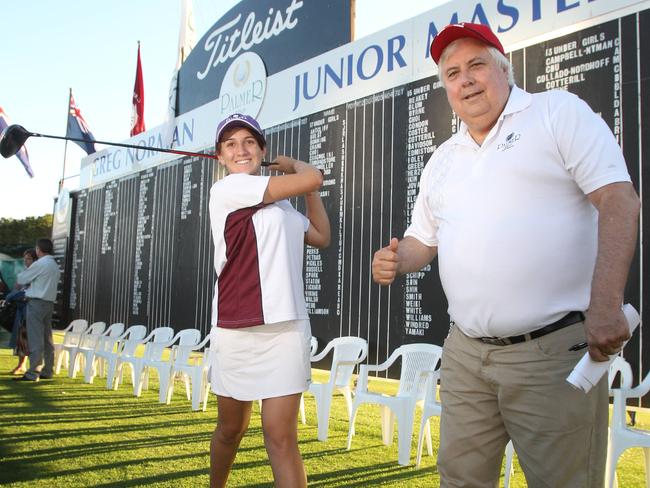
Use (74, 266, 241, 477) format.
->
(261, 161, 324, 175)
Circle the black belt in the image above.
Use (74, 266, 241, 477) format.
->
(479, 311, 585, 346)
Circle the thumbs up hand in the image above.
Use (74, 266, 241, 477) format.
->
(372, 237, 400, 285)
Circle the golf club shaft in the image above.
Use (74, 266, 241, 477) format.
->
(30, 132, 219, 160)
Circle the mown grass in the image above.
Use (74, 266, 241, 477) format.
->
(0, 337, 647, 487)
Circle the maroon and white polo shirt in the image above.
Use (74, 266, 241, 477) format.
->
(209, 173, 310, 328)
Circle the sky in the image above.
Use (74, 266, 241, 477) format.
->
(0, 0, 440, 220)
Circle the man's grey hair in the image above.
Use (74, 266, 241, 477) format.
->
(438, 40, 515, 88)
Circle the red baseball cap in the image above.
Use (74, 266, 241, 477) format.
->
(430, 22, 505, 64)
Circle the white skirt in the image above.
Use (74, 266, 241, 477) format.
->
(210, 319, 312, 401)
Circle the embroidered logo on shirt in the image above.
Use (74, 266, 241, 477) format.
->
(497, 132, 521, 151)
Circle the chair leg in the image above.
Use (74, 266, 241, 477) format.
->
(158, 368, 170, 404)
(504, 441, 515, 488)
(166, 372, 176, 405)
(190, 373, 202, 411)
(342, 387, 354, 435)
(83, 353, 95, 383)
(132, 362, 144, 396)
(315, 391, 333, 442)
(53, 346, 62, 374)
(68, 351, 78, 378)
(55, 349, 66, 375)
(347, 402, 360, 450)
(184, 375, 191, 401)
(202, 380, 211, 411)
(98, 358, 105, 378)
(415, 417, 428, 468)
(106, 359, 119, 390)
(396, 408, 415, 466)
(643, 447, 650, 488)
(381, 406, 395, 446)
(299, 394, 306, 425)
(605, 439, 623, 488)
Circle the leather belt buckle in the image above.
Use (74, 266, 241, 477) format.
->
(480, 337, 509, 346)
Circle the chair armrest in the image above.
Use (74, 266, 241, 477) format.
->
(311, 342, 334, 362)
(159, 334, 180, 348)
(141, 330, 156, 343)
(116, 330, 131, 341)
(190, 335, 210, 352)
(369, 351, 402, 372)
(619, 372, 650, 399)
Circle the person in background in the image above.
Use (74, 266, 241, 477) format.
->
(372, 23, 640, 487)
(208, 113, 330, 488)
(14, 238, 60, 382)
(0, 271, 8, 297)
(6, 248, 38, 375)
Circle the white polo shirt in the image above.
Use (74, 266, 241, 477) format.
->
(405, 86, 631, 338)
(208, 173, 310, 328)
(16, 254, 60, 302)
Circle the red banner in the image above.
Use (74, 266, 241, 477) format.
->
(130, 44, 145, 136)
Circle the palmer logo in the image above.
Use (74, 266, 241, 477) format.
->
(219, 51, 267, 117)
(497, 132, 521, 151)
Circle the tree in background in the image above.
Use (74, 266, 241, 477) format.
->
(0, 215, 53, 257)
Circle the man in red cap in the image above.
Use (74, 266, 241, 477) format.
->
(372, 22, 640, 487)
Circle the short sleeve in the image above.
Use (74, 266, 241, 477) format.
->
(547, 91, 630, 194)
(210, 174, 271, 211)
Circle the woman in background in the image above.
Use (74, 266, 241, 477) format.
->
(208, 113, 330, 488)
(7, 248, 37, 374)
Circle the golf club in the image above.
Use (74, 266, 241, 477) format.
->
(0, 124, 274, 166)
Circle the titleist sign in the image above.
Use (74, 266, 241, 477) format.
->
(197, 0, 303, 80)
(177, 0, 351, 116)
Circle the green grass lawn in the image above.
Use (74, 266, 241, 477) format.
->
(0, 341, 647, 487)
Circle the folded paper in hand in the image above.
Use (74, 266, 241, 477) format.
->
(566, 304, 640, 393)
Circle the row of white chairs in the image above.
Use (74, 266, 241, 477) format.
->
(54, 322, 443, 466)
(53, 320, 212, 411)
(52, 320, 648, 483)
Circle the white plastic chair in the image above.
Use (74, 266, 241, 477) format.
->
(502, 356, 635, 488)
(53, 319, 88, 374)
(136, 328, 202, 402)
(99, 325, 147, 388)
(79, 323, 125, 383)
(347, 343, 443, 466)
(167, 334, 212, 410)
(415, 369, 441, 468)
(606, 356, 646, 488)
(67, 321, 111, 378)
(114, 327, 174, 391)
(62, 321, 105, 376)
(306, 336, 368, 441)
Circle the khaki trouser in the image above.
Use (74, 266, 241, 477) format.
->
(438, 322, 608, 488)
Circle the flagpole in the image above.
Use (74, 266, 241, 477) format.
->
(60, 88, 71, 191)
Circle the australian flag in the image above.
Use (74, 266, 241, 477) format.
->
(67, 92, 96, 154)
(0, 106, 34, 177)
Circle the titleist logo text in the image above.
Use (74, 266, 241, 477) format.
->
(197, 0, 303, 80)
